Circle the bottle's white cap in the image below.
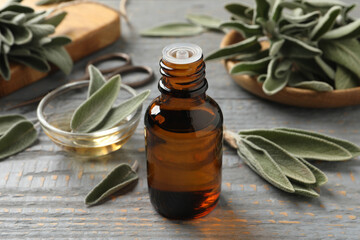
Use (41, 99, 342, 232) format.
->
(162, 43, 202, 65)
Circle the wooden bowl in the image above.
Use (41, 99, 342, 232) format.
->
(221, 30, 360, 108)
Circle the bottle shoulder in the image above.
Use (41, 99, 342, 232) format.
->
(144, 95, 223, 133)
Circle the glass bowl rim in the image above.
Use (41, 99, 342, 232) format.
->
(37, 80, 142, 138)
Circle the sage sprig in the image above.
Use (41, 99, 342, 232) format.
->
(0, 114, 38, 160)
(225, 127, 360, 197)
(0, 0, 73, 80)
(205, 0, 360, 94)
(70, 65, 150, 133)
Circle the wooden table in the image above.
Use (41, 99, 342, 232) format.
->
(0, 0, 359, 238)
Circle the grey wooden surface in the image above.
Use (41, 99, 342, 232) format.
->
(1, 0, 360, 239)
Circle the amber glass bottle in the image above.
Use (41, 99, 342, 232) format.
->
(144, 43, 223, 219)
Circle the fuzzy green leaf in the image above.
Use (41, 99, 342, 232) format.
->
(27, 24, 55, 38)
(245, 135, 316, 184)
(303, 0, 348, 8)
(298, 158, 328, 186)
(224, 3, 253, 23)
(0, 114, 26, 135)
(42, 36, 71, 47)
(7, 24, 32, 44)
(239, 129, 353, 161)
(276, 128, 360, 157)
(85, 163, 138, 206)
(269, 39, 285, 56)
(205, 36, 261, 61)
(291, 182, 319, 198)
(263, 59, 291, 95)
(220, 21, 262, 38)
(0, 120, 38, 160)
(233, 49, 269, 62)
(322, 19, 360, 40)
(10, 54, 51, 72)
(335, 65, 359, 90)
(310, 6, 341, 40)
(70, 75, 121, 133)
(281, 36, 322, 58)
(87, 65, 106, 98)
(140, 23, 204, 37)
(292, 81, 334, 92)
(92, 90, 150, 132)
(41, 11, 67, 27)
(320, 38, 360, 78)
(254, 0, 270, 23)
(230, 57, 271, 76)
(41, 46, 73, 75)
(238, 138, 295, 193)
(0, 26, 14, 45)
(0, 3, 34, 13)
(186, 14, 222, 30)
(314, 56, 335, 80)
(0, 51, 10, 80)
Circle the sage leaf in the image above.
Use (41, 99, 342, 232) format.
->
(27, 24, 55, 38)
(254, 0, 270, 23)
(92, 90, 150, 132)
(275, 128, 360, 158)
(238, 138, 295, 193)
(0, 114, 26, 135)
(320, 38, 360, 78)
(220, 21, 262, 38)
(41, 11, 67, 27)
(10, 54, 51, 72)
(291, 182, 319, 198)
(303, 0, 347, 8)
(239, 129, 353, 161)
(263, 58, 291, 95)
(0, 26, 14, 45)
(0, 3, 34, 13)
(292, 81, 334, 92)
(140, 23, 204, 37)
(0, 51, 10, 80)
(88, 65, 106, 98)
(257, 74, 267, 83)
(70, 75, 122, 133)
(233, 49, 269, 62)
(230, 57, 271, 76)
(42, 36, 71, 47)
(245, 135, 316, 184)
(282, 11, 320, 24)
(36, 0, 69, 6)
(85, 163, 138, 206)
(42, 46, 73, 75)
(298, 158, 328, 186)
(205, 36, 261, 61)
(314, 56, 335, 80)
(269, 39, 284, 56)
(322, 19, 360, 40)
(186, 14, 222, 30)
(0, 120, 38, 160)
(8, 24, 32, 44)
(281, 35, 322, 58)
(224, 3, 253, 23)
(310, 6, 341, 40)
(335, 65, 359, 90)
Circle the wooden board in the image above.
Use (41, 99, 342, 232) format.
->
(0, 0, 120, 97)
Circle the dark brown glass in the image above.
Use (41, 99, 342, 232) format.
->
(144, 55, 223, 219)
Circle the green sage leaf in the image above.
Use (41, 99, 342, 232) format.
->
(92, 90, 150, 132)
(42, 36, 71, 47)
(269, 39, 284, 56)
(7, 24, 32, 45)
(245, 135, 316, 184)
(233, 49, 269, 62)
(220, 21, 262, 38)
(238, 138, 295, 193)
(85, 163, 138, 206)
(291, 182, 319, 198)
(254, 0, 270, 23)
(0, 114, 26, 135)
(314, 56, 335, 80)
(205, 36, 261, 61)
(87, 65, 106, 98)
(275, 128, 360, 158)
(224, 3, 253, 23)
(292, 81, 334, 92)
(41, 46, 73, 75)
(335, 65, 359, 90)
(303, 0, 347, 8)
(230, 57, 271, 76)
(186, 14, 222, 30)
(0, 26, 14, 45)
(70, 75, 122, 133)
(298, 158, 328, 186)
(10, 54, 51, 72)
(320, 38, 360, 78)
(281, 35, 322, 58)
(263, 58, 291, 95)
(322, 19, 360, 40)
(0, 3, 34, 13)
(41, 11, 67, 27)
(27, 24, 55, 38)
(310, 6, 341, 40)
(0, 120, 38, 160)
(239, 129, 353, 161)
(282, 11, 320, 24)
(0, 51, 10, 80)
(140, 23, 204, 37)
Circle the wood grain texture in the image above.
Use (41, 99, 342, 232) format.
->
(0, 0, 360, 239)
(0, 0, 120, 97)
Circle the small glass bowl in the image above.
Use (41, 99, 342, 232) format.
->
(37, 81, 142, 157)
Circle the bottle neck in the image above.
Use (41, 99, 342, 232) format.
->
(158, 57, 208, 98)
